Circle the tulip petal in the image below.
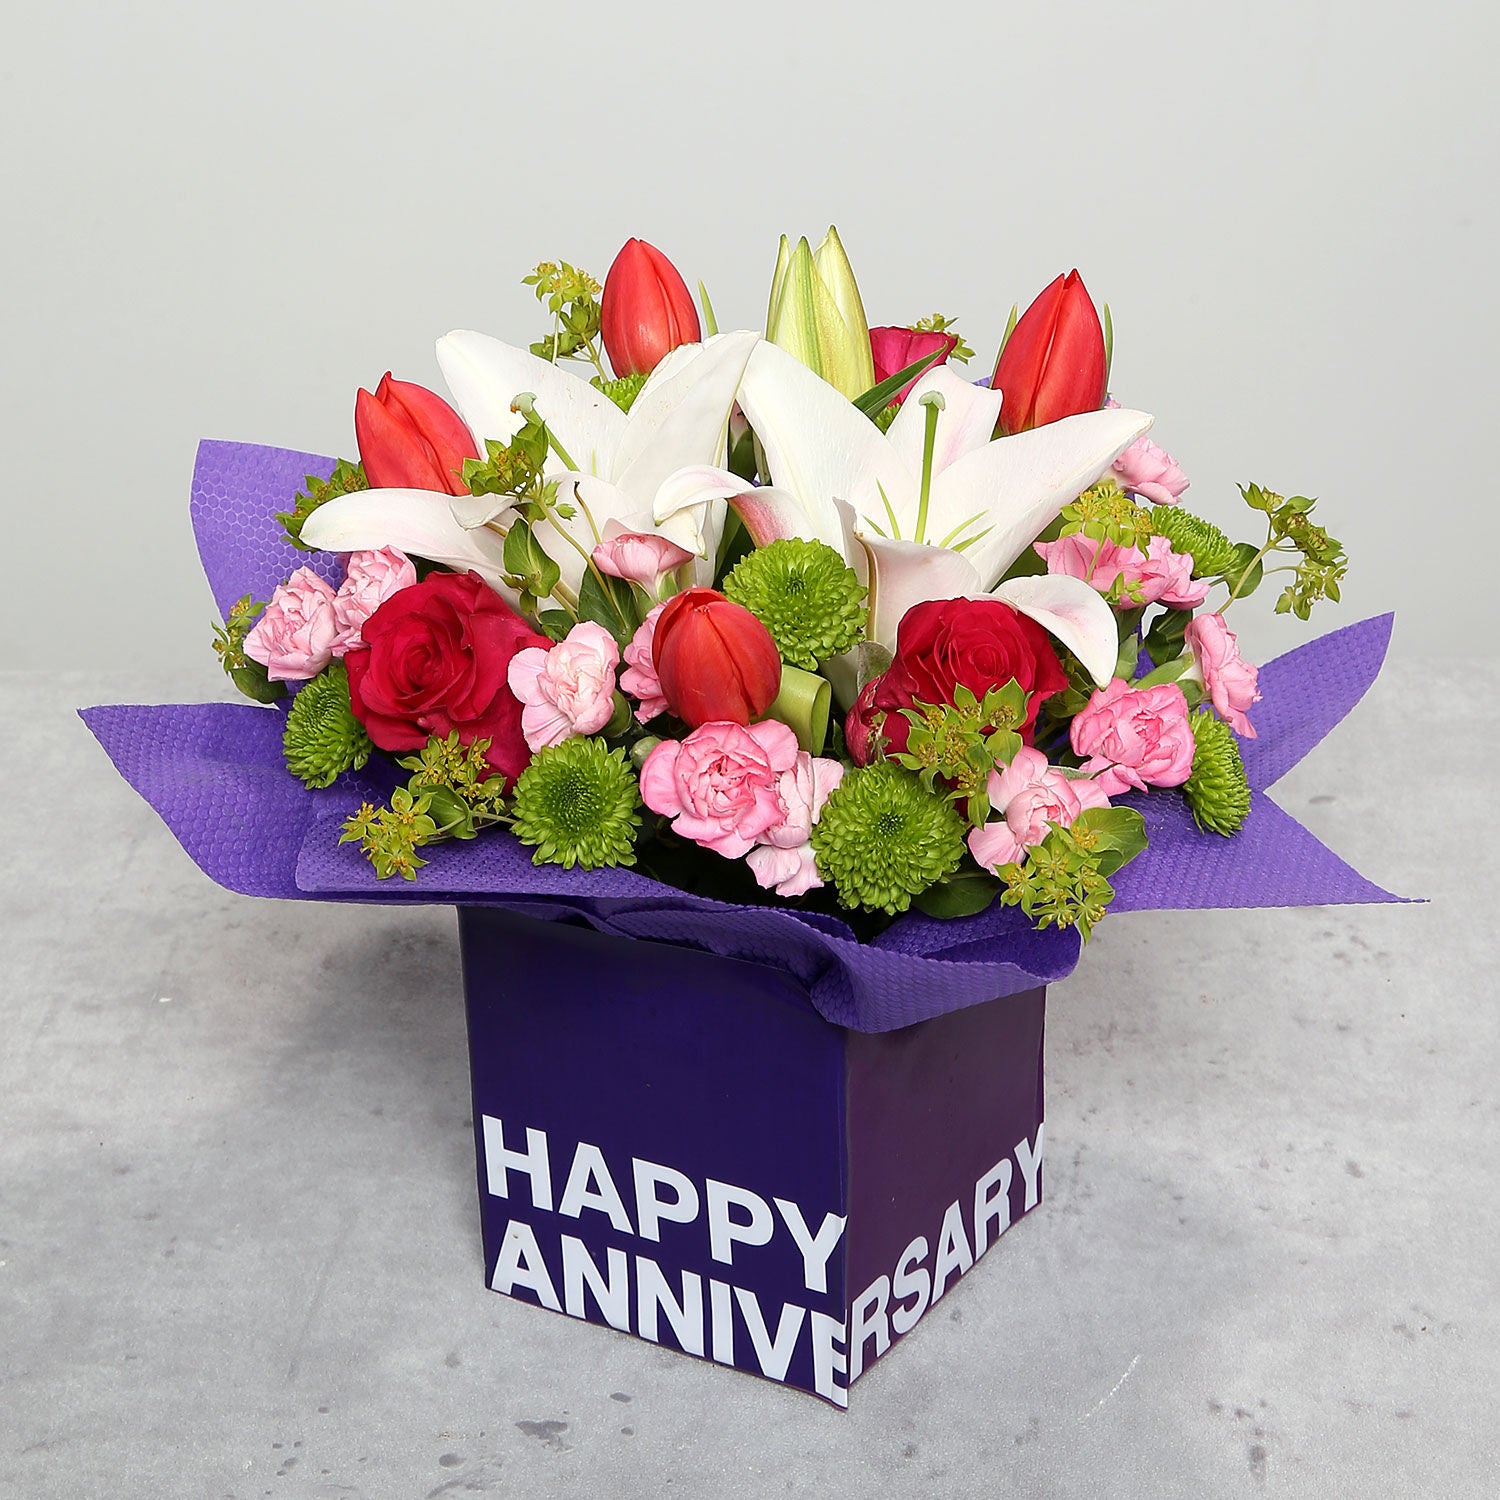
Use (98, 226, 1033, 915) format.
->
(300, 490, 517, 602)
(855, 535, 983, 652)
(931, 406, 1154, 590)
(612, 331, 759, 505)
(736, 340, 910, 550)
(992, 573, 1121, 687)
(436, 330, 627, 478)
(883, 366, 1005, 485)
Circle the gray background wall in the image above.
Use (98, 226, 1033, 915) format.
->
(5, 0, 1494, 678)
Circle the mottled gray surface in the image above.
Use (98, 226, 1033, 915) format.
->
(3, 658, 1495, 1499)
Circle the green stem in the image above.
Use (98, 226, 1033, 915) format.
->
(1222, 525, 1279, 614)
(914, 391, 945, 545)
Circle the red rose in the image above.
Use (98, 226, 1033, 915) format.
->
(344, 570, 547, 782)
(845, 597, 1068, 764)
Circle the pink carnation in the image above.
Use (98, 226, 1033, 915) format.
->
(1185, 613, 1260, 738)
(1034, 533, 1139, 593)
(968, 747, 1111, 871)
(620, 604, 668, 722)
(243, 567, 340, 682)
(745, 754, 845, 897)
(331, 546, 417, 655)
(1070, 678, 1195, 796)
(1131, 535, 1211, 609)
(592, 529, 694, 589)
(1113, 435, 1190, 505)
(506, 621, 620, 752)
(639, 719, 799, 859)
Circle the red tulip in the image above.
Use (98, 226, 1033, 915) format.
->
(600, 238, 702, 378)
(355, 373, 478, 496)
(868, 326, 959, 405)
(990, 271, 1107, 436)
(652, 588, 782, 728)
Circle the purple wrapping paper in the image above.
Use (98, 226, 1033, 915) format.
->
(81, 441, 1402, 1033)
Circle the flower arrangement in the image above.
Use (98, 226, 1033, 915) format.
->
(213, 229, 1349, 941)
(208, 229, 1362, 936)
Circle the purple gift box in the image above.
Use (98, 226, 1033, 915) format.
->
(80, 441, 1402, 1403)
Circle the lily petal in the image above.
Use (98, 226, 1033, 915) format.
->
(300, 490, 515, 601)
(935, 405, 1154, 589)
(856, 534, 982, 652)
(736, 340, 908, 546)
(436, 330, 626, 478)
(993, 573, 1121, 686)
(612, 331, 758, 505)
(884, 366, 1005, 484)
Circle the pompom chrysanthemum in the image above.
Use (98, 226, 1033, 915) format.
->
(282, 663, 371, 789)
(722, 538, 867, 669)
(810, 761, 965, 914)
(1184, 709, 1252, 834)
(510, 738, 642, 869)
(594, 371, 650, 413)
(1149, 505, 1240, 579)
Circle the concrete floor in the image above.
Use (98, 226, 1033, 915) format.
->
(3, 659, 1495, 1499)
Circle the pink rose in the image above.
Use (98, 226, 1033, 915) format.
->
(968, 747, 1111, 871)
(506, 621, 620, 752)
(1112, 435, 1190, 505)
(745, 754, 845, 897)
(639, 719, 799, 859)
(1070, 678, 1195, 796)
(591, 529, 694, 590)
(1185, 613, 1260, 738)
(1131, 535, 1211, 609)
(620, 603, 668, 722)
(1034, 533, 1138, 594)
(243, 567, 340, 682)
(331, 546, 418, 655)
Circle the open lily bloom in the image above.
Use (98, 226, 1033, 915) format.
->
(303, 331, 759, 605)
(719, 342, 1155, 687)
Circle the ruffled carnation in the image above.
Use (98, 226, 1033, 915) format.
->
(639, 719, 799, 859)
(244, 567, 340, 682)
(1113, 435, 1190, 505)
(968, 747, 1111, 871)
(591, 529, 693, 588)
(506, 621, 620, 752)
(331, 547, 417, 655)
(1184, 613, 1261, 738)
(1070, 678, 1195, 796)
(1131, 536, 1211, 609)
(620, 603, 668, 722)
(1036, 533, 1208, 608)
(745, 753, 845, 897)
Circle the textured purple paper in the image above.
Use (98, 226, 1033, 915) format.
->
(81, 442, 1401, 1032)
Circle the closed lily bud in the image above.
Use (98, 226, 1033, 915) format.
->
(991, 270, 1107, 436)
(765, 226, 876, 400)
(652, 588, 782, 728)
(354, 374, 478, 496)
(600, 238, 702, 377)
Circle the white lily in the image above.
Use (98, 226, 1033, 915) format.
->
(725, 340, 1154, 688)
(302, 330, 760, 606)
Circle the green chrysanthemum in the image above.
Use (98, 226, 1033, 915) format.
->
(1149, 504, 1240, 578)
(511, 738, 642, 869)
(593, 371, 650, 413)
(283, 663, 371, 789)
(811, 761, 966, 915)
(1184, 709, 1252, 835)
(723, 539, 867, 669)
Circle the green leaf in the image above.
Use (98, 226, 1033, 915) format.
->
(1223, 542, 1264, 597)
(1071, 806, 1148, 876)
(537, 609, 573, 643)
(1142, 607, 1191, 670)
(852, 349, 946, 417)
(502, 519, 561, 601)
(914, 871, 1001, 919)
(577, 566, 642, 646)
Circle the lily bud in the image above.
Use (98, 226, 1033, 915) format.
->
(600, 238, 702, 377)
(652, 588, 782, 728)
(765, 227, 876, 400)
(354, 374, 478, 496)
(990, 271, 1107, 436)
